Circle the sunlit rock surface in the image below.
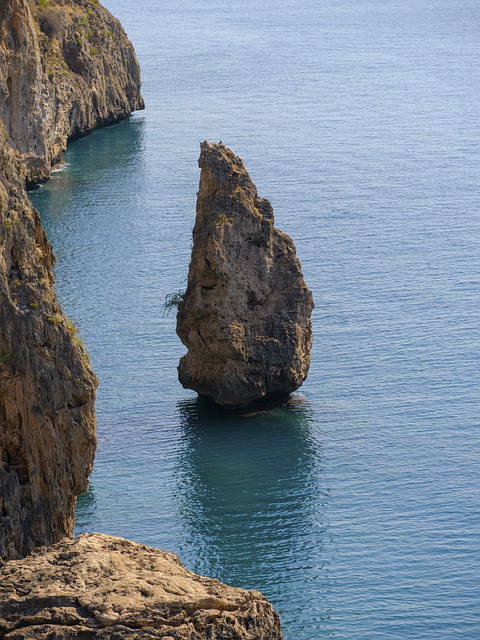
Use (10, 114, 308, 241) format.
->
(0, 533, 283, 639)
(177, 142, 314, 409)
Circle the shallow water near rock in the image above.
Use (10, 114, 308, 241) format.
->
(29, 0, 480, 638)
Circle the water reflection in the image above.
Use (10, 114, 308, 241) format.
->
(175, 395, 332, 636)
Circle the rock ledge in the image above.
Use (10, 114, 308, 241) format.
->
(0, 533, 282, 639)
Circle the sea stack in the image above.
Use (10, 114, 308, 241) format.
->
(177, 142, 314, 409)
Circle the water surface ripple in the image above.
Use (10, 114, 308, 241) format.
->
(30, 1, 480, 638)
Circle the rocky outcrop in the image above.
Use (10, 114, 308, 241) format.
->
(0, 533, 283, 639)
(0, 0, 144, 185)
(0, 0, 145, 562)
(177, 142, 314, 409)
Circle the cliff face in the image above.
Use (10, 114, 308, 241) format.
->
(0, 127, 97, 562)
(0, 0, 144, 562)
(177, 142, 314, 409)
(0, 0, 144, 185)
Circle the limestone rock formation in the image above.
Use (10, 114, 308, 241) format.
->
(0, 533, 283, 639)
(0, 126, 97, 563)
(0, 0, 144, 185)
(0, 0, 144, 562)
(177, 142, 314, 409)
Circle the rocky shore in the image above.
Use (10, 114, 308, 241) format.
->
(0, 533, 282, 639)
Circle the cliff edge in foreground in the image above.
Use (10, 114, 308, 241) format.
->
(0, 533, 283, 639)
(0, 0, 145, 562)
(177, 142, 314, 409)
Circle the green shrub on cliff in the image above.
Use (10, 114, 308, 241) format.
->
(162, 290, 185, 316)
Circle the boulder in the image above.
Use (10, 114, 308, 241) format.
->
(0, 533, 283, 639)
(176, 142, 314, 409)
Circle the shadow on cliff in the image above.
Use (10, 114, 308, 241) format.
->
(174, 395, 331, 617)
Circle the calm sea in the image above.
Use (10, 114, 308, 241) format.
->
(29, 0, 480, 638)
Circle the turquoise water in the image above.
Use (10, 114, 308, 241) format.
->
(29, 0, 480, 638)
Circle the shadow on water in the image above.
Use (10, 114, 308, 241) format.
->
(175, 394, 332, 636)
(29, 116, 146, 227)
(75, 486, 97, 533)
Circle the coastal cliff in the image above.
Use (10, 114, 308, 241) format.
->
(0, 130, 97, 561)
(1, 0, 144, 185)
(0, 0, 144, 562)
(177, 142, 314, 409)
(0, 533, 283, 639)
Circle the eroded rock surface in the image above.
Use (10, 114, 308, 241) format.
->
(177, 142, 314, 409)
(0, 533, 283, 639)
(0, 0, 144, 562)
(0, 126, 97, 563)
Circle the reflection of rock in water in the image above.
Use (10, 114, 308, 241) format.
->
(175, 396, 331, 631)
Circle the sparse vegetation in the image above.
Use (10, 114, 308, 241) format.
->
(0, 353, 10, 367)
(162, 290, 185, 316)
(215, 213, 229, 226)
(66, 318, 78, 337)
(66, 318, 88, 354)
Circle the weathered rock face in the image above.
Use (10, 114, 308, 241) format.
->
(177, 142, 314, 409)
(0, 533, 283, 639)
(0, 0, 145, 562)
(0, 0, 144, 185)
(0, 127, 97, 563)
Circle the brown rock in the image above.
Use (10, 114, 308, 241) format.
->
(0, 533, 283, 639)
(176, 142, 314, 409)
(0, 127, 97, 563)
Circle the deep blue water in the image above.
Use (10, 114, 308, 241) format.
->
(29, 0, 480, 638)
